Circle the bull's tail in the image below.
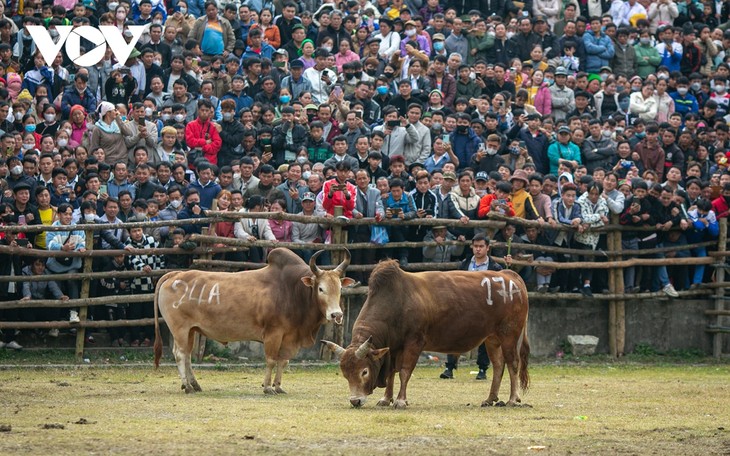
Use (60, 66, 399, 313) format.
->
(153, 272, 176, 369)
(517, 319, 530, 392)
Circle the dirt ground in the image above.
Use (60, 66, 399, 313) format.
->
(0, 363, 728, 455)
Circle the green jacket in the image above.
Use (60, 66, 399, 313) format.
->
(467, 33, 495, 64)
(457, 78, 481, 100)
(634, 43, 662, 79)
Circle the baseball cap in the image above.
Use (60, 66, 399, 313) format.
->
(443, 172, 457, 181)
(475, 171, 489, 181)
(302, 192, 316, 201)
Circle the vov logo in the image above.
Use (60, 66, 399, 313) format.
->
(27, 25, 145, 67)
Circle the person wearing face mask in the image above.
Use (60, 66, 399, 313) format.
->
(216, 100, 246, 167)
(670, 76, 700, 116)
(471, 134, 505, 174)
(710, 77, 730, 118)
(547, 126, 582, 175)
(164, 2, 195, 40)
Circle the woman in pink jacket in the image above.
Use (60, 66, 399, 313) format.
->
(527, 69, 552, 117)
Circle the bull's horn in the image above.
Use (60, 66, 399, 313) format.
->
(309, 250, 324, 276)
(334, 248, 351, 276)
(321, 340, 345, 357)
(355, 336, 373, 359)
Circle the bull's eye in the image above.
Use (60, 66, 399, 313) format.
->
(319, 287, 324, 293)
(361, 369, 368, 377)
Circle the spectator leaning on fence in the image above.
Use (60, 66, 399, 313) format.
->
(7, 0, 730, 344)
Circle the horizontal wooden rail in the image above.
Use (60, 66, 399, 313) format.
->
(0, 317, 162, 330)
(1, 217, 218, 233)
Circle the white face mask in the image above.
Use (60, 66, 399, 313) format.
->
(10, 165, 22, 175)
(322, 46, 332, 53)
(506, 31, 515, 39)
(153, 20, 162, 25)
(57, 138, 68, 148)
(84, 213, 96, 223)
(21, 143, 33, 151)
(116, 12, 127, 21)
(161, 113, 171, 121)
(179, 7, 187, 14)
(64, 128, 72, 136)
(170, 199, 182, 209)
(486, 147, 497, 155)
(405, 29, 416, 37)
(144, 107, 153, 117)
(174, 114, 185, 122)
(297, 156, 307, 164)
(44, 113, 55, 123)
(108, 2, 119, 10)
(153, 59, 162, 66)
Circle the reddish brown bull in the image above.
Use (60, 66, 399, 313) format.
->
(154, 248, 353, 394)
(323, 260, 529, 409)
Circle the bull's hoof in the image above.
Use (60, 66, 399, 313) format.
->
(376, 398, 393, 407)
(274, 386, 287, 394)
(495, 400, 506, 407)
(183, 384, 195, 394)
(393, 399, 408, 409)
(481, 400, 493, 407)
(263, 386, 277, 395)
(191, 381, 202, 392)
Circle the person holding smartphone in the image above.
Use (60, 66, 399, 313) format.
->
(322, 161, 357, 218)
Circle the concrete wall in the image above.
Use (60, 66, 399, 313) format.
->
(216, 295, 724, 360)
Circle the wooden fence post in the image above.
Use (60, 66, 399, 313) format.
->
(75, 228, 94, 363)
(321, 206, 345, 361)
(607, 215, 625, 358)
(714, 218, 727, 358)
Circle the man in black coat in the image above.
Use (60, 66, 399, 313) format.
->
(217, 99, 246, 167)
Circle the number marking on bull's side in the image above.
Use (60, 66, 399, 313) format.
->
(481, 277, 519, 305)
(170, 279, 221, 308)
(481, 278, 494, 306)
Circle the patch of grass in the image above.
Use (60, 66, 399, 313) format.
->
(0, 364, 728, 454)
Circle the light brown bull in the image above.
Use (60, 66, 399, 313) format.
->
(154, 248, 353, 394)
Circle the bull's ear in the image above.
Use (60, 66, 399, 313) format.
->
(340, 277, 356, 288)
(370, 348, 389, 360)
(301, 276, 315, 287)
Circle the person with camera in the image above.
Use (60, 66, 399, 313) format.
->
(322, 160, 357, 218)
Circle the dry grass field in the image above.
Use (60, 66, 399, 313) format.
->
(0, 362, 728, 455)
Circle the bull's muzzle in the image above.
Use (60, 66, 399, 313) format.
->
(331, 312, 343, 325)
(350, 397, 365, 408)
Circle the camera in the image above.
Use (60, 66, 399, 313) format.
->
(620, 159, 633, 169)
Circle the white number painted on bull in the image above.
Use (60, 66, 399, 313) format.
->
(481, 278, 494, 306)
(481, 277, 520, 305)
(170, 279, 221, 308)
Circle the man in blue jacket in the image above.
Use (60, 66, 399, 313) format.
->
(449, 113, 483, 171)
(61, 73, 97, 119)
(583, 16, 615, 74)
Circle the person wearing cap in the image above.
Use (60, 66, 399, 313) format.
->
(583, 16, 615, 74)
(516, 112, 550, 175)
(549, 67, 575, 121)
(292, 191, 328, 264)
(188, 2, 236, 58)
(61, 73, 97, 119)
(547, 125, 581, 175)
(422, 224, 466, 263)
(280, 59, 313, 101)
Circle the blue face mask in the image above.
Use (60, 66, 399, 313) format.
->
(544, 78, 553, 86)
(25, 124, 36, 133)
(279, 95, 291, 104)
(377, 86, 389, 95)
(636, 131, 646, 139)
(433, 41, 444, 51)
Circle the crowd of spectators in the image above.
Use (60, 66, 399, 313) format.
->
(2, 0, 730, 349)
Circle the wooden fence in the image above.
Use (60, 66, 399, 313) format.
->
(0, 209, 727, 360)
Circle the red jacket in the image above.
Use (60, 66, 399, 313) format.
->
(185, 119, 222, 165)
(478, 193, 515, 219)
(712, 196, 730, 218)
(322, 178, 356, 217)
